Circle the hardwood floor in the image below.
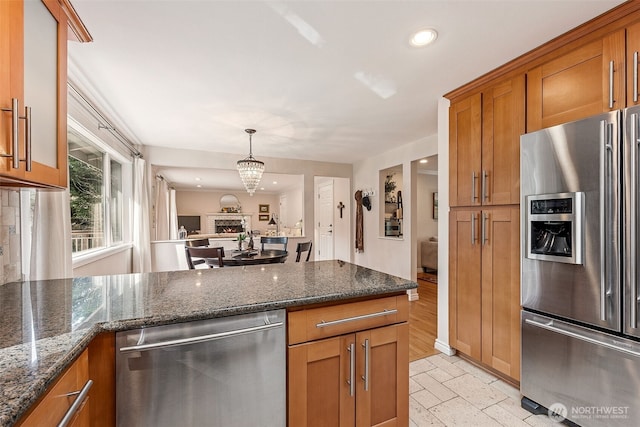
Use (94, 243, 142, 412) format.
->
(409, 273, 439, 361)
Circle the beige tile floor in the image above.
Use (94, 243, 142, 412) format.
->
(409, 354, 558, 426)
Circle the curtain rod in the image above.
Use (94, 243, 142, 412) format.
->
(68, 83, 143, 158)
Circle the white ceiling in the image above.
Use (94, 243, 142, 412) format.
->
(68, 0, 623, 167)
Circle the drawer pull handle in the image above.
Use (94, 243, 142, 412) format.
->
(57, 379, 93, 427)
(316, 309, 398, 328)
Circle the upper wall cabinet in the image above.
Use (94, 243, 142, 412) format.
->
(449, 75, 525, 208)
(0, 0, 87, 189)
(527, 30, 625, 132)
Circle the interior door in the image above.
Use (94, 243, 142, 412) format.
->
(317, 180, 334, 260)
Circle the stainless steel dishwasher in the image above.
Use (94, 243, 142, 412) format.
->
(115, 310, 285, 427)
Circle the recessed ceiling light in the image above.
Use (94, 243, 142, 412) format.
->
(195, 177, 201, 181)
(273, 181, 278, 185)
(420, 159, 428, 164)
(410, 29, 438, 47)
(260, 187, 265, 190)
(196, 184, 202, 188)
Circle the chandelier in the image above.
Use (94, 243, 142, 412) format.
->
(237, 129, 264, 196)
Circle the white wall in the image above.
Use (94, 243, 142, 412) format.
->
(176, 190, 280, 235)
(352, 135, 438, 280)
(435, 97, 454, 355)
(73, 247, 133, 277)
(144, 146, 352, 247)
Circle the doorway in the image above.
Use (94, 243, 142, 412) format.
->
(410, 155, 439, 360)
(314, 177, 351, 262)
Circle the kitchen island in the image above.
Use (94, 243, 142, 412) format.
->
(0, 260, 416, 426)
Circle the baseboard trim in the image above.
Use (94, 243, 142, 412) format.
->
(434, 339, 456, 356)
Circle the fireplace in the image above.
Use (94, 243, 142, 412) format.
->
(215, 219, 243, 234)
(206, 214, 252, 234)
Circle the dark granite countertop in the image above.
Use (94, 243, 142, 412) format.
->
(0, 260, 416, 426)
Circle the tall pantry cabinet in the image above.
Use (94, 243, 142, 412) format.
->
(448, 75, 523, 382)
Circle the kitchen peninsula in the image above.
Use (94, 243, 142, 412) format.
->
(0, 261, 415, 426)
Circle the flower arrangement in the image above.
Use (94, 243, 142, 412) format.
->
(237, 233, 247, 250)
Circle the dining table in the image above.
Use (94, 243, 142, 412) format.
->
(207, 249, 288, 267)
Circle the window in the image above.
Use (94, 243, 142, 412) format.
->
(68, 125, 128, 254)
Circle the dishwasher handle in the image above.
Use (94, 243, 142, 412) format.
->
(119, 321, 284, 353)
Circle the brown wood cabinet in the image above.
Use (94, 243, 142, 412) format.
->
(17, 349, 91, 427)
(18, 333, 115, 427)
(0, 0, 88, 188)
(88, 333, 115, 427)
(449, 206, 520, 381)
(449, 75, 524, 207)
(288, 296, 409, 427)
(527, 30, 625, 131)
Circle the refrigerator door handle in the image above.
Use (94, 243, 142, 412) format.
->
(632, 113, 639, 330)
(600, 120, 613, 321)
(525, 318, 640, 358)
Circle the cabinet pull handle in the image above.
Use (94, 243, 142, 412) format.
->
(347, 343, 355, 397)
(634, 52, 639, 104)
(22, 106, 31, 172)
(316, 309, 398, 328)
(471, 172, 478, 203)
(471, 213, 477, 245)
(57, 379, 93, 427)
(482, 212, 488, 246)
(0, 98, 20, 169)
(609, 60, 615, 109)
(482, 170, 488, 202)
(361, 339, 370, 391)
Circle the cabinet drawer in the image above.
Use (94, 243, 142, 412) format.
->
(18, 349, 90, 427)
(288, 295, 409, 345)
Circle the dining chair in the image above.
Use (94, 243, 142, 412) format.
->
(185, 246, 225, 269)
(295, 241, 312, 262)
(185, 238, 210, 247)
(260, 236, 288, 252)
(184, 238, 210, 267)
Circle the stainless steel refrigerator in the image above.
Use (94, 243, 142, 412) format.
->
(520, 107, 640, 427)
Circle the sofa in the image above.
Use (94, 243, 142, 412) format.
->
(420, 237, 438, 273)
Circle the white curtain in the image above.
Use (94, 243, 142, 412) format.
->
(155, 177, 170, 240)
(169, 188, 178, 240)
(132, 157, 151, 273)
(29, 189, 73, 280)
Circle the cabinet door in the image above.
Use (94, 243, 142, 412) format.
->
(482, 76, 524, 205)
(449, 93, 482, 207)
(22, 0, 68, 188)
(480, 207, 521, 381)
(355, 323, 408, 427)
(449, 209, 482, 360)
(527, 30, 625, 132)
(0, 0, 26, 181)
(288, 335, 355, 427)
(627, 22, 640, 107)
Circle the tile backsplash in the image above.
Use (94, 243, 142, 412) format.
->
(1, 189, 21, 284)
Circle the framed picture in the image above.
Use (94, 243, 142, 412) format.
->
(433, 192, 438, 220)
(259, 204, 269, 213)
(259, 214, 269, 221)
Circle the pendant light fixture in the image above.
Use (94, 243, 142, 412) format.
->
(237, 128, 264, 196)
